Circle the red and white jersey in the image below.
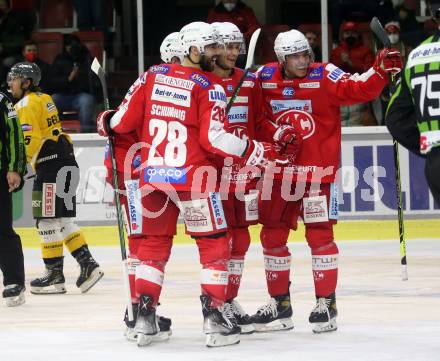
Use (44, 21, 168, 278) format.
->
(210, 68, 277, 189)
(109, 63, 248, 192)
(257, 62, 387, 183)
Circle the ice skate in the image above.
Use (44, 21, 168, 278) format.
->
(3, 284, 25, 307)
(200, 294, 241, 347)
(124, 304, 172, 342)
(228, 299, 255, 334)
(75, 251, 104, 293)
(251, 292, 294, 332)
(30, 261, 66, 294)
(309, 293, 338, 333)
(134, 295, 158, 347)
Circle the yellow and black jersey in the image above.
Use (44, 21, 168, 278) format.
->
(14, 92, 72, 168)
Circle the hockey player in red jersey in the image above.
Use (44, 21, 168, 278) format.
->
(102, 32, 185, 342)
(97, 22, 279, 347)
(251, 29, 402, 333)
(210, 22, 300, 334)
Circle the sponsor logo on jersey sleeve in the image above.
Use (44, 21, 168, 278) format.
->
(227, 105, 248, 123)
(144, 167, 187, 184)
(245, 72, 257, 80)
(46, 102, 56, 112)
(209, 89, 227, 103)
(282, 87, 295, 98)
(190, 72, 211, 88)
(6, 102, 17, 117)
(270, 99, 312, 114)
(259, 66, 276, 80)
(299, 81, 320, 89)
(151, 84, 191, 107)
(327, 66, 345, 82)
(21, 123, 33, 131)
(307, 66, 323, 80)
(149, 64, 170, 74)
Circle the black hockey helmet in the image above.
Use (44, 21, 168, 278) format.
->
(7, 62, 42, 86)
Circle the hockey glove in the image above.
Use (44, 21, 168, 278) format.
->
(96, 109, 116, 136)
(374, 48, 402, 76)
(242, 140, 289, 167)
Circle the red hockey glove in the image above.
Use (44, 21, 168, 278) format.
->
(273, 124, 297, 144)
(96, 109, 116, 136)
(374, 48, 402, 76)
(242, 140, 289, 168)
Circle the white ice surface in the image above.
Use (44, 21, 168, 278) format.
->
(1, 239, 439, 361)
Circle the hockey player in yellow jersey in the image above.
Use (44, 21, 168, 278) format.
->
(8, 62, 104, 294)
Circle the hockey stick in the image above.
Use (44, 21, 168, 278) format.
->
(225, 28, 261, 115)
(370, 17, 408, 281)
(91, 58, 135, 320)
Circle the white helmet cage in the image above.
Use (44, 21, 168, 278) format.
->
(274, 29, 314, 63)
(211, 22, 246, 55)
(179, 21, 224, 56)
(160, 32, 184, 63)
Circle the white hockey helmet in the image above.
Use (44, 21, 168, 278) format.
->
(274, 29, 312, 62)
(179, 21, 223, 56)
(211, 22, 245, 54)
(160, 32, 184, 63)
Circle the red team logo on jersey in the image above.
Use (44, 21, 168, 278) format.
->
(276, 109, 315, 139)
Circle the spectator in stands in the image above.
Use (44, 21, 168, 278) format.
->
(331, 21, 376, 127)
(305, 30, 322, 62)
(50, 35, 97, 133)
(385, 21, 412, 65)
(0, 0, 26, 89)
(207, 0, 260, 43)
(330, 21, 374, 74)
(20, 40, 51, 92)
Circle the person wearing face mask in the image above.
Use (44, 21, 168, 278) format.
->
(207, 0, 260, 44)
(385, 21, 412, 66)
(330, 21, 374, 74)
(50, 34, 98, 132)
(20, 40, 51, 92)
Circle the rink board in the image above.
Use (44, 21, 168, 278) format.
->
(11, 127, 440, 228)
(16, 219, 440, 248)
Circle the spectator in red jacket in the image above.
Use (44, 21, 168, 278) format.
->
(330, 21, 374, 74)
(207, 0, 260, 43)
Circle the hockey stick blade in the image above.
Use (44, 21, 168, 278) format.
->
(370, 17, 391, 49)
(245, 27, 261, 69)
(91, 58, 110, 109)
